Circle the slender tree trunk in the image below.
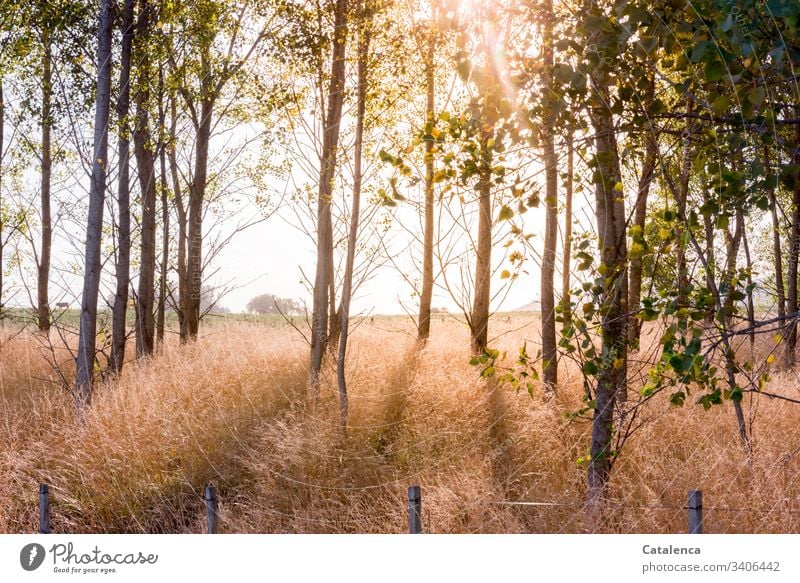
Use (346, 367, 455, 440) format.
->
(785, 122, 800, 367)
(586, 69, 628, 519)
(724, 209, 750, 451)
(184, 54, 214, 341)
(328, 265, 340, 349)
(310, 0, 348, 391)
(37, 34, 53, 333)
(418, 28, 435, 343)
(133, 1, 156, 356)
(703, 210, 716, 325)
(627, 132, 656, 348)
(155, 68, 168, 345)
(167, 97, 188, 340)
(561, 122, 573, 325)
(675, 118, 692, 308)
(337, 7, 370, 428)
(110, 0, 134, 373)
(0, 78, 4, 311)
(470, 133, 493, 355)
(742, 225, 756, 351)
(157, 130, 168, 345)
(540, 0, 558, 393)
(766, 145, 785, 324)
(75, 0, 113, 406)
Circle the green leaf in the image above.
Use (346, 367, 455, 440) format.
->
(498, 206, 514, 221)
(711, 95, 730, 116)
(689, 41, 712, 63)
(669, 391, 686, 407)
(705, 60, 725, 82)
(747, 86, 766, 106)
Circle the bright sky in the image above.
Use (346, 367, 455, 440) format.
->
(208, 182, 549, 316)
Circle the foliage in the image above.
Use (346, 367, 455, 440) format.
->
(246, 292, 304, 315)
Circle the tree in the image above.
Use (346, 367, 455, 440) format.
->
(167, 0, 270, 342)
(246, 293, 303, 316)
(337, 0, 374, 427)
(75, 0, 113, 405)
(539, 0, 558, 393)
(309, 0, 348, 391)
(156, 67, 169, 346)
(785, 122, 800, 366)
(36, 11, 52, 333)
(109, 0, 135, 373)
(416, 1, 439, 343)
(133, 0, 157, 357)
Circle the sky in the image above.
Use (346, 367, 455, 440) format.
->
(207, 186, 550, 316)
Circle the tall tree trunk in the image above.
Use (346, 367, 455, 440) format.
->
(418, 25, 435, 343)
(703, 210, 716, 325)
(766, 144, 785, 325)
(675, 115, 692, 308)
(0, 78, 4, 311)
(723, 209, 750, 450)
(155, 68, 168, 345)
(310, 0, 348, 391)
(742, 224, 756, 351)
(337, 5, 370, 428)
(184, 49, 214, 341)
(157, 128, 168, 346)
(785, 121, 800, 367)
(110, 0, 134, 373)
(37, 34, 52, 333)
(470, 133, 493, 355)
(561, 121, 573, 325)
(133, 1, 156, 356)
(167, 97, 188, 340)
(586, 68, 628, 518)
(75, 0, 113, 406)
(627, 132, 657, 348)
(540, 0, 558, 393)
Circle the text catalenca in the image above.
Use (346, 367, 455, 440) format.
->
(642, 545, 700, 555)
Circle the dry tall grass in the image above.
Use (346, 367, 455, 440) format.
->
(2, 315, 800, 533)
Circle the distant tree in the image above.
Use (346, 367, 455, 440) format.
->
(246, 293, 303, 316)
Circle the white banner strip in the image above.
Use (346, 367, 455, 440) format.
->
(1, 534, 798, 582)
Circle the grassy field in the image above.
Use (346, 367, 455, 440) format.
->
(2, 313, 800, 533)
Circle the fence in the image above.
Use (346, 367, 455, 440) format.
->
(33, 483, 722, 534)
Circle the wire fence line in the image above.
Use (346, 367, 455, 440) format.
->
(33, 482, 798, 535)
(493, 500, 800, 514)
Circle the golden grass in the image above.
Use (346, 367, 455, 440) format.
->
(2, 315, 800, 533)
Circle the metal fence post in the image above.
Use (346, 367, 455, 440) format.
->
(204, 485, 219, 534)
(408, 485, 422, 534)
(39, 484, 50, 534)
(688, 490, 703, 534)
